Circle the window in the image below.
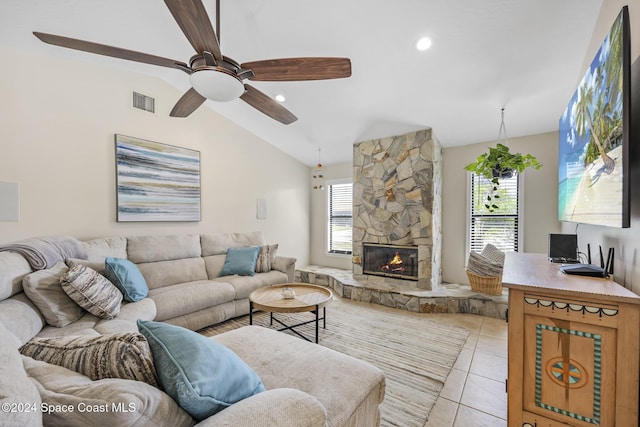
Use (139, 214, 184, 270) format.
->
(328, 182, 352, 254)
(469, 173, 519, 253)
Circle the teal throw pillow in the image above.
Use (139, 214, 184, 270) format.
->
(137, 320, 265, 421)
(219, 246, 260, 276)
(103, 257, 149, 302)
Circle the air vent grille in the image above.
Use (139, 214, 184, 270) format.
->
(132, 92, 155, 113)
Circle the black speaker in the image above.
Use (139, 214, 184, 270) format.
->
(548, 234, 578, 263)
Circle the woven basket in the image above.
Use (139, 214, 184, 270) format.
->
(466, 270, 503, 295)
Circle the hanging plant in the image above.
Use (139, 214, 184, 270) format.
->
(464, 143, 542, 212)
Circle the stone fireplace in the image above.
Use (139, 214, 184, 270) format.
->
(353, 129, 442, 290)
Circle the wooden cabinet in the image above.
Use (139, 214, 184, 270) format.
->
(503, 253, 640, 427)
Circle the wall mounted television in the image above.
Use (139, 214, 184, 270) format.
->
(558, 6, 630, 228)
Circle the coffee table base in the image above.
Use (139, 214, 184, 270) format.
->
(249, 303, 326, 343)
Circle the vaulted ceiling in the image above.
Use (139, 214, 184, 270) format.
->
(0, 0, 602, 165)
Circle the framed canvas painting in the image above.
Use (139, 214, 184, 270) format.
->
(115, 134, 201, 222)
(558, 7, 630, 228)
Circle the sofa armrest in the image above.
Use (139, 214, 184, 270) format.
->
(273, 256, 297, 282)
(194, 388, 326, 427)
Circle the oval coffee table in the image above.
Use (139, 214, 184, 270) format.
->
(249, 283, 333, 343)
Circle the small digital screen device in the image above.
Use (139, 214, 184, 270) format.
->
(548, 234, 579, 263)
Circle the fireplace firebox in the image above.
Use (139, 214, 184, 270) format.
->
(362, 243, 418, 281)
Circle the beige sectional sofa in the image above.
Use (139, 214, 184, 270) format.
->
(0, 232, 386, 426)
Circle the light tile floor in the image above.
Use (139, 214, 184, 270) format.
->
(424, 314, 508, 427)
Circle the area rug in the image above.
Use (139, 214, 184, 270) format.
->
(200, 297, 469, 427)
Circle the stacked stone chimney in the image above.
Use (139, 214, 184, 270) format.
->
(352, 129, 442, 289)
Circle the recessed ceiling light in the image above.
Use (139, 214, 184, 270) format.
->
(275, 94, 286, 102)
(416, 37, 432, 51)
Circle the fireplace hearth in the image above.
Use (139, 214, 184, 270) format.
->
(363, 243, 418, 281)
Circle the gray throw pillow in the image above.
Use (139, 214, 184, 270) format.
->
(255, 244, 278, 273)
(22, 262, 85, 327)
(20, 332, 158, 387)
(61, 264, 122, 319)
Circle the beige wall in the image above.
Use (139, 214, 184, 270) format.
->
(442, 132, 561, 285)
(560, 0, 640, 293)
(309, 162, 352, 269)
(0, 47, 310, 265)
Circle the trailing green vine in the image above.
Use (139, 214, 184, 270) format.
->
(464, 143, 542, 212)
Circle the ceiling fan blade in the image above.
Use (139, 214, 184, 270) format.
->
(164, 0, 222, 61)
(242, 57, 352, 81)
(240, 85, 297, 125)
(33, 32, 189, 70)
(170, 88, 207, 117)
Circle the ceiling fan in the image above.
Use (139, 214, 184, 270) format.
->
(33, 0, 351, 125)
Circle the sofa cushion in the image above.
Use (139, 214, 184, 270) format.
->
(198, 388, 327, 427)
(137, 257, 208, 290)
(19, 332, 159, 387)
(0, 292, 46, 344)
(66, 257, 107, 273)
(100, 298, 156, 324)
(22, 261, 85, 327)
(200, 231, 265, 256)
(127, 234, 201, 263)
(37, 312, 100, 340)
(0, 251, 32, 300)
(220, 246, 260, 277)
(23, 357, 193, 427)
(255, 244, 278, 273)
(213, 326, 386, 427)
(103, 257, 149, 302)
(82, 236, 128, 260)
(148, 280, 235, 322)
(0, 321, 42, 427)
(203, 254, 226, 279)
(138, 320, 265, 421)
(61, 264, 123, 319)
(220, 270, 288, 300)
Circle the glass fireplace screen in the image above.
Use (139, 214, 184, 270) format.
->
(362, 243, 418, 281)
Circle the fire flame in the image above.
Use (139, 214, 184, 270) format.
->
(389, 252, 403, 265)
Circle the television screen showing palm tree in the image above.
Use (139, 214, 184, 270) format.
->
(558, 6, 630, 228)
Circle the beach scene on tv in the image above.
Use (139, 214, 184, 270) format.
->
(558, 10, 625, 228)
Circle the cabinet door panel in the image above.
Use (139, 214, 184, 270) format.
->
(523, 314, 616, 427)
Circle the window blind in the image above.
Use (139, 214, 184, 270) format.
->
(328, 183, 353, 254)
(470, 173, 519, 253)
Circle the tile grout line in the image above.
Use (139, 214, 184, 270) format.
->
(451, 316, 485, 426)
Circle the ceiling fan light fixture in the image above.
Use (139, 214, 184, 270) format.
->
(189, 67, 245, 102)
(275, 94, 286, 102)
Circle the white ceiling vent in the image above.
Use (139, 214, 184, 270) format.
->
(132, 92, 155, 113)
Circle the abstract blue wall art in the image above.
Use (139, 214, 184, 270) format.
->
(115, 134, 201, 222)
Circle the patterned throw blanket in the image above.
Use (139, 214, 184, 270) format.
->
(0, 235, 87, 270)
